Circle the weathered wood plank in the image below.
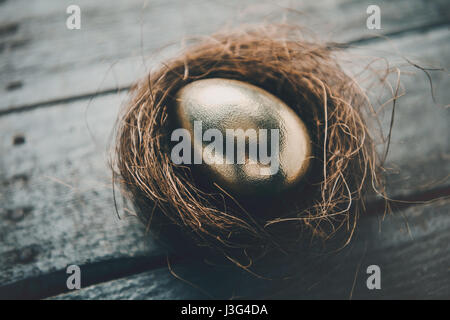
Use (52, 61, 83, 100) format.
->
(0, 92, 165, 286)
(0, 28, 448, 297)
(49, 264, 208, 300)
(50, 199, 450, 299)
(344, 27, 450, 196)
(1, 0, 449, 299)
(0, 255, 193, 300)
(1, 0, 449, 112)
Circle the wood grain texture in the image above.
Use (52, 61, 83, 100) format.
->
(345, 27, 450, 197)
(0, 93, 164, 286)
(0, 0, 449, 113)
(0, 28, 448, 298)
(0, 0, 449, 299)
(50, 199, 450, 299)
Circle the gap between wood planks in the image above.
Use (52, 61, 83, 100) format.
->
(0, 19, 449, 118)
(0, 187, 449, 300)
(0, 21, 449, 299)
(0, 255, 189, 300)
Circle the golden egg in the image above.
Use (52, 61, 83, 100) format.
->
(173, 78, 312, 196)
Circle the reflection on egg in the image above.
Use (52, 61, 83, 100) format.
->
(174, 78, 312, 196)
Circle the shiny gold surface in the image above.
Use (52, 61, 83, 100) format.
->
(174, 78, 312, 195)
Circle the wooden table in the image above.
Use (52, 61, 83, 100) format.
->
(0, 0, 449, 299)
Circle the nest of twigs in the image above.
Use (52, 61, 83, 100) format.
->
(113, 25, 384, 268)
